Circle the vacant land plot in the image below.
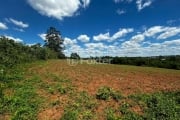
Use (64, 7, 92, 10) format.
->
(0, 60, 179, 120)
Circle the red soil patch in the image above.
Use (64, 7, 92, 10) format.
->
(38, 106, 63, 120)
(34, 60, 180, 96)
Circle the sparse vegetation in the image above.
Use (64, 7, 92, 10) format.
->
(0, 59, 179, 119)
(96, 86, 122, 101)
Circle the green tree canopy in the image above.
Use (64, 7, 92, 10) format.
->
(45, 27, 65, 58)
(70, 53, 80, 59)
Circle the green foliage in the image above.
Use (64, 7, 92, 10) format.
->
(111, 91, 123, 101)
(0, 36, 60, 68)
(144, 92, 180, 120)
(110, 56, 180, 70)
(45, 27, 65, 58)
(96, 86, 112, 100)
(70, 53, 80, 59)
(57, 85, 67, 94)
(60, 110, 79, 120)
(106, 108, 121, 120)
(128, 91, 180, 120)
(119, 102, 131, 115)
(1, 82, 41, 120)
(96, 86, 122, 101)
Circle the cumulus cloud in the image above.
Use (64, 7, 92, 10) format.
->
(38, 33, 46, 41)
(131, 34, 145, 42)
(64, 37, 77, 46)
(144, 26, 167, 37)
(85, 42, 105, 49)
(77, 34, 90, 42)
(0, 22, 8, 30)
(157, 27, 180, 39)
(111, 28, 134, 41)
(4, 35, 23, 43)
(64, 25, 180, 57)
(28, 0, 91, 20)
(93, 32, 110, 41)
(93, 28, 133, 42)
(9, 18, 29, 28)
(163, 39, 180, 46)
(143, 26, 180, 39)
(121, 34, 144, 49)
(136, 0, 153, 11)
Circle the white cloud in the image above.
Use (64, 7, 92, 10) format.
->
(111, 28, 134, 41)
(121, 34, 144, 49)
(116, 9, 126, 15)
(136, 0, 153, 11)
(38, 33, 46, 41)
(93, 28, 133, 42)
(144, 26, 167, 37)
(9, 18, 29, 28)
(143, 26, 180, 39)
(28, 0, 91, 20)
(131, 34, 145, 42)
(64, 37, 77, 46)
(85, 42, 105, 49)
(77, 34, 90, 42)
(4, 35, 23, 43)
(157, 27, 180, 39)
(163, 39, 180, 46)
(64, 25, 180, 57)
(121, 40, 141, 49)
(93, 32, 110, 41)
(0, 22, 8, 30)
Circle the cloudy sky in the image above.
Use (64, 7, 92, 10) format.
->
(0, 0, 180, 57)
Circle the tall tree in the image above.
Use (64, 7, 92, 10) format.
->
(45, 27, 65, 58)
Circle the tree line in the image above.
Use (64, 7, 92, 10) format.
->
(98, 56, 180, 70)
(0, 27, 65, 68)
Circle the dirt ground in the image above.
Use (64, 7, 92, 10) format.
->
(32, 60, 180, 95)
(28, 60, 180, 120)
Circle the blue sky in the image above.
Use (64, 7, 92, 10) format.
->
(0, 0, 180, 57)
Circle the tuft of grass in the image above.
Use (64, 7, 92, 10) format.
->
(106, 108, 121, 120)
(60, 110, 79, 120)
(96, 86, 123, 101)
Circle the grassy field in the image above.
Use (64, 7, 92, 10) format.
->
(0, 60, 180, 120)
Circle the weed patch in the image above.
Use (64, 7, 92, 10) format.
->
(96, 86, 122, 101)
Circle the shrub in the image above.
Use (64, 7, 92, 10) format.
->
(96, 86, 112, 100)
(96, 86, 122, 101)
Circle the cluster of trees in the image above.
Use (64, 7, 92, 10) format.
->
(70, 53, 80, 59)
(0, 27, 65, 68)
(110, 56, 180, 70)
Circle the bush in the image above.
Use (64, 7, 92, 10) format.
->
(96, 86, 112, 100)
(96, 86, 122, 101)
